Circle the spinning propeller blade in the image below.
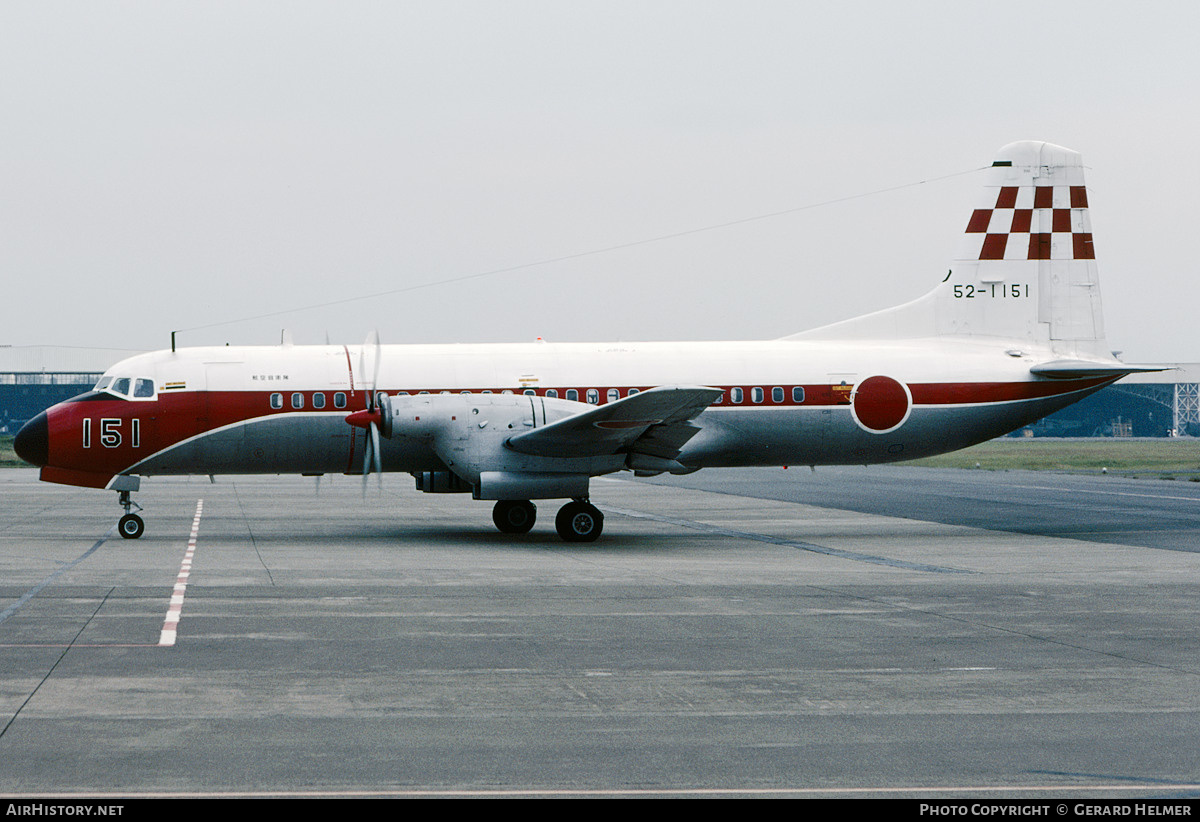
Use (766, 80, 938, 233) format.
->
(357, 331, 384, 495)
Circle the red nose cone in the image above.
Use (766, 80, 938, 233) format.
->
(14, 411, 48, 467)
(345, 409, 381, 430)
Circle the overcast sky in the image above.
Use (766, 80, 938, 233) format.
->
(3, 1, 1197, 362)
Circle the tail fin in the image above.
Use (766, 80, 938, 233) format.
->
(789, 141, 1112, 360)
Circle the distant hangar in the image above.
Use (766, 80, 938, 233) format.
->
(1021, 364, 1200, 438)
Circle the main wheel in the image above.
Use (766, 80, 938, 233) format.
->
(493, 500, 537, 534)
(118, 513, 145, 540)
(555, 501, 603, 543)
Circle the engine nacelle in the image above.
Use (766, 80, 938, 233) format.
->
(474, 471, 590, 501)
(380, 393, 623, 498)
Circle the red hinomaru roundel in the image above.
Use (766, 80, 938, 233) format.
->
(850, 376, 912, 433)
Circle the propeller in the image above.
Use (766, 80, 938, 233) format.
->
(345, 331, 384, 494)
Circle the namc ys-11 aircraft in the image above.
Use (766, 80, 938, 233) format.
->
(15, 142, 1159, 542)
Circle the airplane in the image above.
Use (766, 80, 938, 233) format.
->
(14, 141, 1161, 543)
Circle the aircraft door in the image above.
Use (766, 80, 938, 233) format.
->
(201, 361, 246, 469)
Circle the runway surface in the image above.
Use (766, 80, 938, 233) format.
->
(1, 465, 1199, 798)
(647, 465, 1200, 552)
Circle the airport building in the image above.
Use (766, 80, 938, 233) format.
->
(1, 345, 1197, 438)
(0, 346, 140, 435)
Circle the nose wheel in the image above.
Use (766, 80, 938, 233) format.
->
(119, 513, 145, 539)
(117, 490, 145, 540)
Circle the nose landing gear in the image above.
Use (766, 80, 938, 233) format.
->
(117, 490, 145, 539)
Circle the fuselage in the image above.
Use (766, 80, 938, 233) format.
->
(16, 337, 1116, 490)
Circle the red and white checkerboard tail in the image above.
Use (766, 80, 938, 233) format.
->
(943, 140, 1108, 358)
(789, 141, 1111, 360)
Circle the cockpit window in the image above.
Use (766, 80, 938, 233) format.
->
(98, 375, 155, 400)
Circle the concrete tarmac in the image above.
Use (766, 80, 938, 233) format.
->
(1, 466, 1199, 798)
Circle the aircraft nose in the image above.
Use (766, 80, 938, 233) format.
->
(14, 411, 48, 467)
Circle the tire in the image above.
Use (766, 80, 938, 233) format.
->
(555, 501, 603, 543)
(493, 500, 536, 534)
(118, 514, 145, 540)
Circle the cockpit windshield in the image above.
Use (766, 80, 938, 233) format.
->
(96, 376, 155, 400)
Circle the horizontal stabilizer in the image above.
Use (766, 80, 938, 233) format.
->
(1030, 360, 1170, 380)
(506, 385, 722, 459)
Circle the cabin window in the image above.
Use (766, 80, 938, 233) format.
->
(313, 393, 326, 409)
(772, 386, 784, 403)
(731, 387, 743, 404)
(566, 389, 579, 402)
(607, 389, 620, 403)
(546, 389, 558, 398)
(270, 393, 283, 409)
(523, 389, 536, 396)
(291, 392, 304, 409)
(792, 386, 805, 403)
(334, 392, 347, 408)
(751, 387, 764, 403)
(586, 389, 599, 405)
(628, 388, 639, 396)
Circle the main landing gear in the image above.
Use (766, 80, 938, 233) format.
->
(117, 490, 145, 540)
(493, 500, 537, 534)
(555, 500, 603, 543)
(491, 499, 604, 542)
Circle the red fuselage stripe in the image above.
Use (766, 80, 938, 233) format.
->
(207, 377, 1111, 410)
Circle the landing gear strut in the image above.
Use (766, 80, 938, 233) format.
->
(555, 499, 603, 543)
(492, 500, 537, 534)
(117, 490, 144, 540)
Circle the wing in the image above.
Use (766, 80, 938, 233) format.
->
(505, 385, 723, 461)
